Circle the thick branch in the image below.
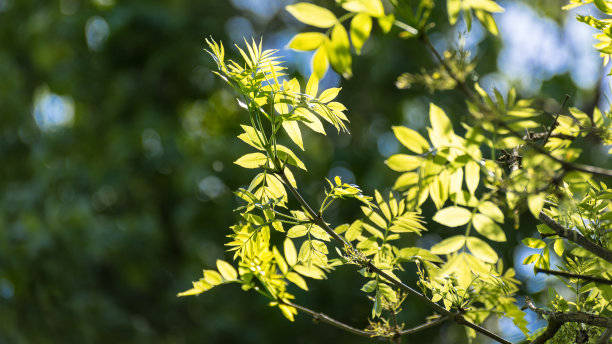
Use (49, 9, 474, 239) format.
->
(534, 267, 612, 285)
(597, 328, 612, 344)
(525, 297, 612, 344)
(275, 169, 512, 344)
(538, 212, 612, 263)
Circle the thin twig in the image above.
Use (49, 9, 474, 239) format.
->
(399, 316, 449, 335)
(534, 267, 612, 285)
(539, 212, 612, 263)
(275, 168, 512, 344)
(420, 32, 612, 179)
(542, 94, 570, 147)
(282, 300, 374, 338)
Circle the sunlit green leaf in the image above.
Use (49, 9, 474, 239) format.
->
(288, 32, 327, 51)
(466, 237, 498, 263)
(472, 214, 506, 242)
(286, 3, 338, 28)
(430, 235, 466, 254)
(433, 206, 472, 227)
(216, 260, 238, 280)
(350, 13, 372, 55)
(385, 154, 423, 171)
(392, 126, 430, 154)
(327, 24, 352, 78)
(235, 152, 268, 169)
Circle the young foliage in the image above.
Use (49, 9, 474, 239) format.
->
(183, 1, 612, 343)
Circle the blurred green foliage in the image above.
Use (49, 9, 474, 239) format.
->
(0, 0, 606, 343)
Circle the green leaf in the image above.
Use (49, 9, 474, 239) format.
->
(472, 214, 506, 242)
(286, 3, 338, 28)
(282, 121, 304, 151)
(392, 126, 430, 154)
(466, 237, 498, 263)
(276, 145, 307, 170)
(377, 14, 394, 33)
(341, 0, 384, 17)
(361, 280, 377, 292)
(319, 87, 341, 103)
(398, 247, 443, 263)
(474, 10, 499, 36)
(430, 235, 466, 254)
(327, 24, 352, 79)
(234, 152, 268, 169)
(465, 160, 480, 195)
(284, 238, 298, 266)
(447, 0, 461, 25)
(287, 225, 308, 238)
(522, 238, 546, 249)
(429, 103, 453, 147)
(287, 272, 308, 290)
(527, 193, 546, 218)
(345, 220, 363, 241)
(350, 13, 372, 55)
(553, 239, 564, 257)
(477, 201, 504, 223)
(433, 206, 472, 227)
(594, 0, 612, 14)
(464, 0, 504, 13)
(361, 206, 387, 229)
(312, 45, 329, 79)
(216, 260, 238, 280)
(288, 32, 327, 51)
(385, 154, 423, 171)
(294, 263, 326, 279)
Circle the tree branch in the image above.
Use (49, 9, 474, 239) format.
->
(420, 32, 612, 179)
(282, 299, 449, 340)
(538, 212, 612, 263)
(597, 328, 612, 344)
(275, 168, 512, 344)
(534, 267, 612, 285)
(282, 300, 375, 338)
(525, 297, 612, 344)
(542, 94, 570, 147)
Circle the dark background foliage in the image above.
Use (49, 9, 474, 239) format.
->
(0, 0, 607, 343)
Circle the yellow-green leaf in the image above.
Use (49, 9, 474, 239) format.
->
(429, 103, 453, 147)
(279, 304, 297, 321)
(522, 237, 545, 249)
(287, 271, 308, 290)
(284, 238, 298, 266)
(477, 201, 504, 223)
(276, 145, 307, 170)
(385, 154, 423, 171)
(447, 0, 461, 24)
(216, 260, 238, 280)
(312, 45, 329, 79)
(466, 237, 498, 263)
(286, 3, 338, 28)
(472, 214, 506, 242)
(235, 152, 268, 169)
(319, 87, 341, 103)
(433, 206, 472, 227)
(350, 13, 372, 55)
(527, 193, 546, 218)
(464, 0, 504, 13)
(431, 235, 466, 254)
(327, 24, 352, 78)
(377, 14, 394, 33)
(282, 121, 304, 150)
(288, 32, 327, 51)
(474, 10, 499, 36)
(392, 126, 430, 154)
(305, 73, 319, 97)
(465, 160, 480, 195)
(341, 0, 384, 17)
